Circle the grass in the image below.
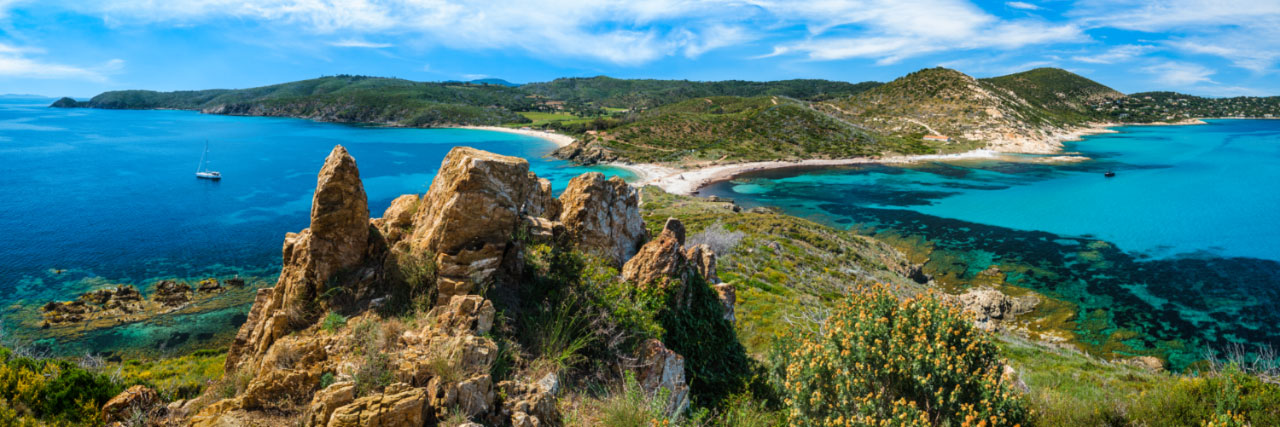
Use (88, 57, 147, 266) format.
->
(639, 187, 923, 356)
(113, 349, 226, 401)
(1000, 335, 1280, 426)
(517, 111, 579, 126)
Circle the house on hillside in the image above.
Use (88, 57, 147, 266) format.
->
(922, 135, 952, 143)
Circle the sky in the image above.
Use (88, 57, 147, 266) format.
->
(1, 0, 1278, 98)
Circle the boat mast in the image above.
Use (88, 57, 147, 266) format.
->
(197, 141, 208, 173)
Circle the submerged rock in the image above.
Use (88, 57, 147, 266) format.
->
(153, 280, 192, 307)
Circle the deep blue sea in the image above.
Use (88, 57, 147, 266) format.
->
(0, 98, 629, 356)
(705, 119, 1280, 368)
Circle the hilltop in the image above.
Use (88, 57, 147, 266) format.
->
(521, 76, 881, 110)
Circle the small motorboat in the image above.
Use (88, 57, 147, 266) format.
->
(1104, 171, 1116, 178)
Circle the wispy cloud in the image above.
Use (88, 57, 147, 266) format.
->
(1071, 0, 1280, 73)
(1073, 45, 1153, 64)
(1006, 2, 1041, 11)
(329, 39, 392, 49)
(0, 43, 122, 81)
(1143, 61, 1215, 86)
(755, 0, 1083, 64)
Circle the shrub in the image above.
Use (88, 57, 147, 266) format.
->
(658, 273, 753, 408)
(0, 349, 122, 424)
(321, 312, 347, 333)
(354, 353, 393, 397)
(773, 284, 1029, 426)
(319, 372, 336, 390)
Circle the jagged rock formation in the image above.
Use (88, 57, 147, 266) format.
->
(224, 145, 373, 371)
(185, 145, 721, 426)
(558, 172, 646, 266)
(407, 147, 559, 304)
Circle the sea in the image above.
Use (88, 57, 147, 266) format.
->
(703, 119, 1280, 369)
(0, 98, 631, 358)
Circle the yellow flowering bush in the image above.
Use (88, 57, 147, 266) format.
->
(774, 284, 1028, 426)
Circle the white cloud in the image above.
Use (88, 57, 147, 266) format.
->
(0, 43, 122, 81)
(1006, 2, 1041, 10)
(40, 0, 747, 65)
(461, 73, 488, 80)
(1073, 45, 1153, 64)
(1143, 61, 1215, 86)
(13, 0, 1092, 66)
(329, 39, 392, 48)
(1071, 1, 1280, 73)
(751, 0, 1083, 63)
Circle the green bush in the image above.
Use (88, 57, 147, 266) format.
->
(772, 285, 1029, 426)
(321, 312, 347, 333)
(657, 273, 753, 408)
(0, 347, 121, 424)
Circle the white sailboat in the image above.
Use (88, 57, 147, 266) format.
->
(195, 141, 221, 180)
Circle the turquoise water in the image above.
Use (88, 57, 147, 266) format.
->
(704, 119, 1280, 368)
(0, 99, 630, 356)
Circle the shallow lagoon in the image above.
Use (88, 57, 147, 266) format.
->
(0, 99, 630, 356)
(704, 120, 1280, 369)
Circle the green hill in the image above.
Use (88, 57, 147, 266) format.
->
(553, 95, 935, 165)
(820, 67, 1125, 152)
(82, 75, 532, 126)
(521, 76, 881, 110)
(982, 67, 1124, 123)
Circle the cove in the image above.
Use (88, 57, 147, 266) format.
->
(702, 119, 1280, 369)
(0, 99, 630, 356)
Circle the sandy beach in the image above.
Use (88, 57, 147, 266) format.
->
(633, 121, 1173, 195)
(456, 125, 578, 147)
(466, 120, 1196, 196)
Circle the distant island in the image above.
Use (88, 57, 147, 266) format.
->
(54, 68, 1280, 175)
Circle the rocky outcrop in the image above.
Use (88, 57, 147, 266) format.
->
(326, 383, 428, 427)
(1120, 356, 1166, 373)
(373, 194, 419, 245)
(498, 377, 559, 427)
(225, 145, 370, 373)
(951, 287, 1039, 331)
(558, 172, 646, 266)
(635, 339, 690, 416)
(409, 147, 560, 304)
(102, 385, 163, 426)
(203, 146, 652, 426)
(309, 382, 356, 426)
(621, 219, 693, 290)
(153, 280, 192, 307)
(550, 139, 619, 165)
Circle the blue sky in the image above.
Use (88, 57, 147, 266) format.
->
(1, 0, 1277, 98)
